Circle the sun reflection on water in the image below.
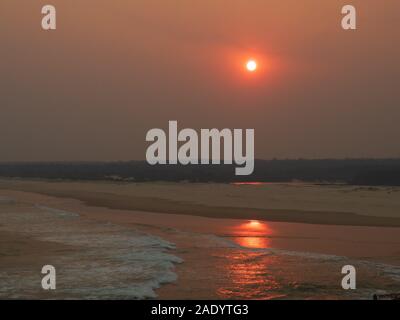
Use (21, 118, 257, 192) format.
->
(232, 220, 272, 249)
(216, 251, 283, 299)
(236, 236, 270, 249)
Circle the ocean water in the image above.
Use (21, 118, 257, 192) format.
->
(1, 195, 400, 299)
(213, 244, 400, 299)
(139, 220, 400, 300)
(0, 200, 182, 299)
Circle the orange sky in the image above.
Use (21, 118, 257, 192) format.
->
(0, 0, 399, 161)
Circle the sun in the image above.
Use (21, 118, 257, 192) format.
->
(246, 59, 257, 72)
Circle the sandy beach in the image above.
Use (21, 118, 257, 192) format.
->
(1, 179, 400, 226)
(1, 179, 400, 299)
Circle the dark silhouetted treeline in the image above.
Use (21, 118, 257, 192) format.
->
(0, 159, 400, 186)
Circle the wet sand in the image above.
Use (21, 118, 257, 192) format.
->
(0, 231, 74, 269)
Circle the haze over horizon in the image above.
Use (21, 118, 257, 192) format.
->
(1, 0, 399, 161)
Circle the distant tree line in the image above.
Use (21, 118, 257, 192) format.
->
(0, 159, 399, 186)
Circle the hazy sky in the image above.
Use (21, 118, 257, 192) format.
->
(1, 0, 399, 161)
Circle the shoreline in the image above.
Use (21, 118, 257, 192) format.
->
(1, 186, 400, 299)
(1, 179, 400, 228)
